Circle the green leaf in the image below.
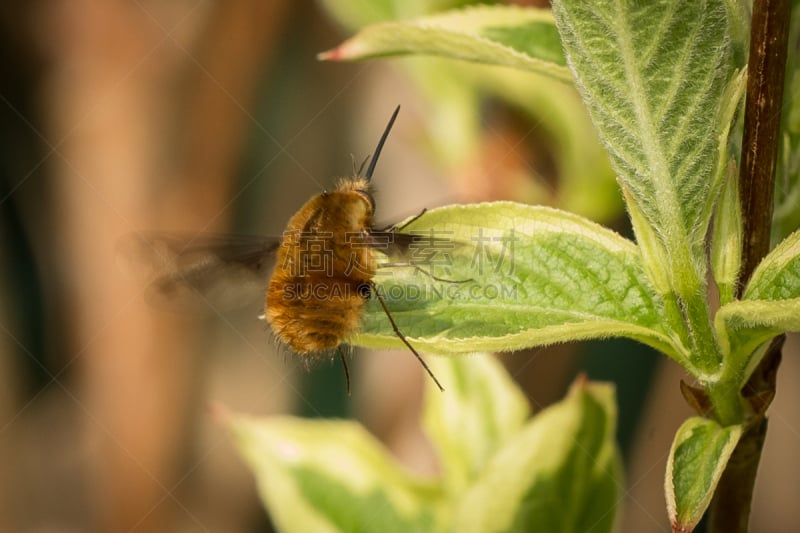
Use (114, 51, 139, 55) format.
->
(422, 353, 530, 494)
(742, 229, 800, 301)
(665, 417, 743, 532)
(226, 414, 446, 533)
(710, 161, 743, 305)
(319, 5, 571, 82)
(454, 379, 621, 533)
(717, 229, 800, 334)
(354, 202, 678, 360)
(719, 299, 800, 342)
(551, 0, 736, 292)
(716, 230, 800, 370)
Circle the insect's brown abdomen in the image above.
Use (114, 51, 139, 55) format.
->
(265, 183, 376, 355)
(266, 276, 367, 353)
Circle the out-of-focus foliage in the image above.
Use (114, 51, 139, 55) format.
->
(227, 355, 621, 532)
(319, 1, 622, 222)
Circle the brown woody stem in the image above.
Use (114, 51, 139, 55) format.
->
(708, 0, 790, 531)
(737, 0, 790, 289)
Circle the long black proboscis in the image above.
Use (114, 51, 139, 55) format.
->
(364, 105, 401, 182)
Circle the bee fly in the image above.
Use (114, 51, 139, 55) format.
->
(265, 106, 443, 393)
(126, 106, 445, 393)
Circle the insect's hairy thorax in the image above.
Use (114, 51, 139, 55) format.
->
(274, 181, 377, 284)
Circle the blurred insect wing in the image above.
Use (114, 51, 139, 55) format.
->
(117, 232, 280, 312)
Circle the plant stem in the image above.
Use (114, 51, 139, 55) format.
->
(737, 0, 790, 289)
(709, 337, 783, 532)
(709, 415, 768, 532)
(708, 0, 790, 531)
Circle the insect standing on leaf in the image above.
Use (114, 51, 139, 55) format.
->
(124, 106, 444, 393)
(265, 106, 443, 393)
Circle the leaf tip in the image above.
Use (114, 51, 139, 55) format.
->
(317, 47, 338, 61)
(318, 41, 355, 61)
(671, 521, 694, 533)
(571, 371, 589, 389)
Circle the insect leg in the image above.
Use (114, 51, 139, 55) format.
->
(369, 281, 444, 392)
(337, 346, 351, 396)
(378, 208, 428, 233)
(377, 262, 474, 284)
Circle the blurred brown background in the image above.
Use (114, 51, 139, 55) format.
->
(0, 1, 798, 532)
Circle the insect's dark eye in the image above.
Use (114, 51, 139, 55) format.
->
(357, 282, 371, 299)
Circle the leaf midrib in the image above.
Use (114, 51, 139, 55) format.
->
(388, 301, 660, 328)
(613, 0, 684, 248)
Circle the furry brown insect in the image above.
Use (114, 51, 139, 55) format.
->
(123, 107, 443, 393)
(264, 106, 442, 392)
